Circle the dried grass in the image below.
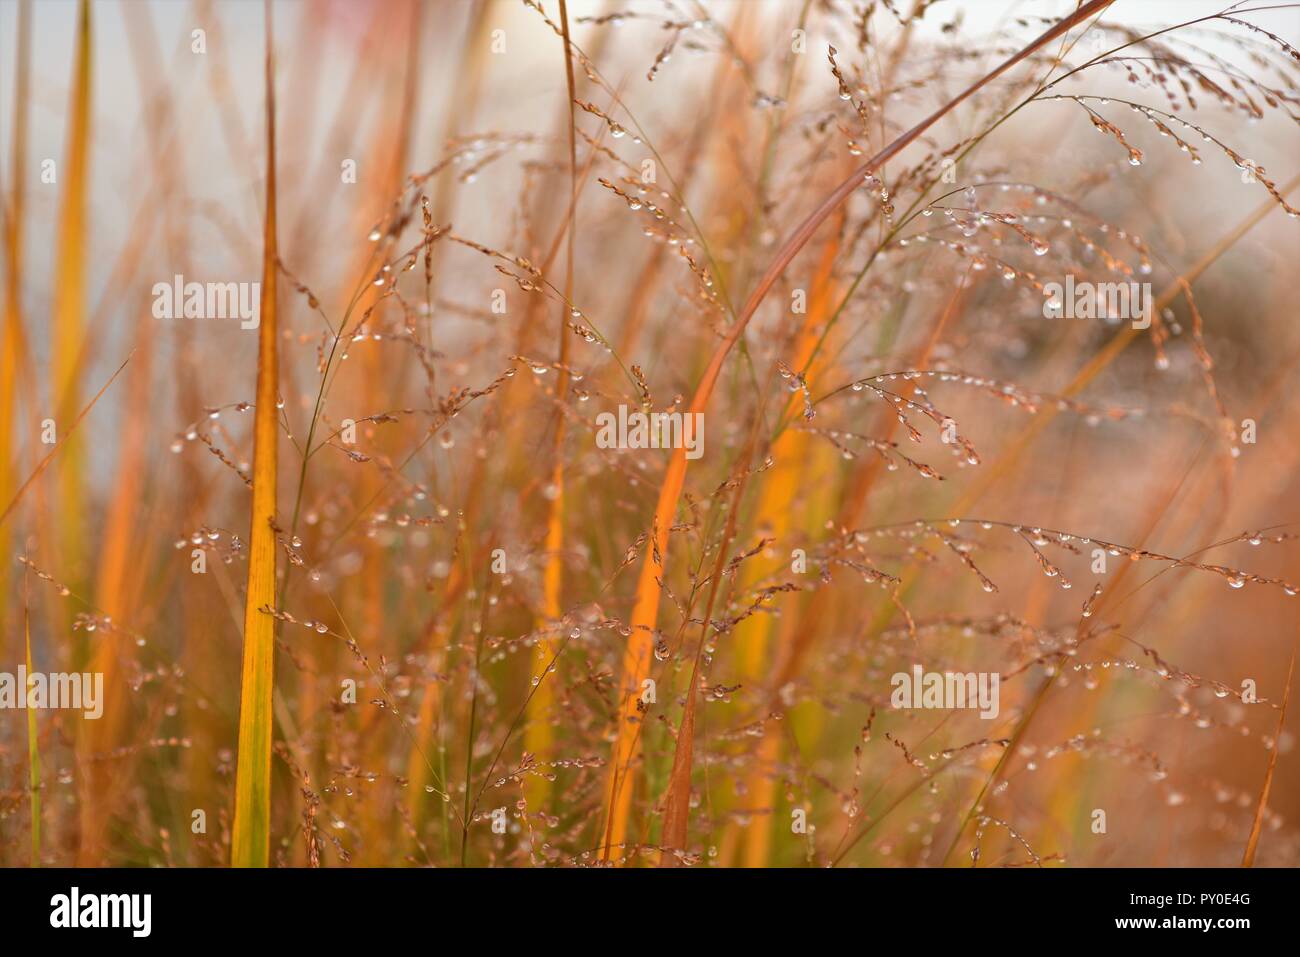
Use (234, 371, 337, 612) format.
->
(4, 0, 1299, 871)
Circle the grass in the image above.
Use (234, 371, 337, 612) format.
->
(2, 0, 1299, 870)
(231, 0, 280, 869)
(0, 0, 30, 631)
(24, 572, 39, 867)
(524, 0, 581, 817)
(603, 0, 1118, 861)
(51, 0, 91, 597)
(1242, 638, 1295, 867)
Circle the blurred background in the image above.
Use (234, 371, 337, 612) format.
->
(1, 0, 1298, 867)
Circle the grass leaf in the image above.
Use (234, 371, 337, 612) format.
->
(231, 0, 280, 869)
(51, 0, 92, 583)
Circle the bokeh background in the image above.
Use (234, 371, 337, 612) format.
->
(1, 0, 1298, 866)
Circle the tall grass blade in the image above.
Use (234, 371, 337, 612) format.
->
(231, 0, 280, 869)
(51, 0, 92, 586)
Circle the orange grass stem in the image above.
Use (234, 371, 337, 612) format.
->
(600, 0, 1117, 859)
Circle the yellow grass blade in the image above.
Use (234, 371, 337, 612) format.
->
(733, 230, 843, 868)
(231, 0, 280, 868)
(51, 0, 92, 585)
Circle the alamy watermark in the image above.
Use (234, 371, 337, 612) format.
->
(50, 887, 151, 937)
(1042, 275, 1152, 329)
(595, 404, 704, 460)
(0, 666, 104, 719)
(152, 274, 261, 329)
(891, 664, 1000, 719)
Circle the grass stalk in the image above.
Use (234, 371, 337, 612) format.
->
(1242, 639, 1295, 866)
(0, 0, 31, 636)
(51, 0, 92, 593)
(231, 0, 280, 868)
(24, 571, 40, 866)
(600, 0, 1117, 860)
(525, 0, 580, 816)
